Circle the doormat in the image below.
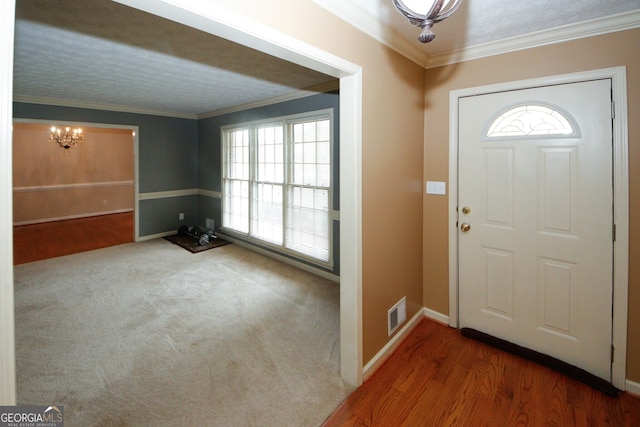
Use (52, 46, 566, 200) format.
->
(460, 327, 619, 397)
(163, 234, 231, 254)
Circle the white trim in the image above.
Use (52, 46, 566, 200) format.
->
(626, 380, 640, 397)
(13, 117, 137, 130)
(197, 80, 340, 119)
(428, 10, 640, 68)
(448, 67, 629, 390)
(13, 209, 133, 226)
(338, 72, 363, 386)
(0, 0, 16, 405)
(137, 230, 176, 241)
(198, 189, 222, 199)
(423, 307, 450, 326)
(310, 2, 640, 69)
(114, 0, 363, 387)
(13, 181, 134, 193)
(610, 67, 630, 390)
(216, 233, 340, 283)
(15, 81, 341, 121)
(14, 95, 198, 120)
(363, 309, 423, 380)
(138, 188, 199, 200)
(311, 0, 430, 68)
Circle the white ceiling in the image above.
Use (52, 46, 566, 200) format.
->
(13, 0, 640, 118)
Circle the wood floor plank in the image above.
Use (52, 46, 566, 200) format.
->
(13, 212, 134, 265)
(323, 318, 640, 427)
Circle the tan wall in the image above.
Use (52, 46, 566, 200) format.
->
(422, 28, 640, 382)
(213, 0, 427, 363)
(13, 123, 134, 223)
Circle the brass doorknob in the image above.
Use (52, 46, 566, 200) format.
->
(460, 223, 471, 232)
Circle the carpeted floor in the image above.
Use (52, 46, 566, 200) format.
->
(13, 239, 352, 426)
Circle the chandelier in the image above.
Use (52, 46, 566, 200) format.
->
(392, 0, 462, 43)
(50, 126, 84, 149)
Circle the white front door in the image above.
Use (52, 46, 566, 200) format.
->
(458, 79, 613, 380)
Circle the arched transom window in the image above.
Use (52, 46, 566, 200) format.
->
(484, 103, 579, 139)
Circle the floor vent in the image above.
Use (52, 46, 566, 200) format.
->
(388, 296, 407, 337)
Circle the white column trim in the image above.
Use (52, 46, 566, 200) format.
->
(0, 0, 16, 406)
(113, 0, 365, 387)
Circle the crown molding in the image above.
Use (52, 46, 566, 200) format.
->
(311, 0, 431, 68)
(13, 95, 198, 120)
(196, 80, 340, 119)
(312, 2, 640, 70)
(14, 81, 340, 122)
(427, 9, 640, 68)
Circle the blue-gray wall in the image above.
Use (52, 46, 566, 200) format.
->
(198, 91, 340, 274)
(13, 102, 198, 236)
(14, 92, 340, 274)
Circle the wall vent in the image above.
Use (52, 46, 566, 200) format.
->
(388, 296, 407, 337)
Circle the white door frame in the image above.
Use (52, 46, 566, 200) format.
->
(1, 0, 364, 403)
(0, 0, 16, 406)
(448, 67, 629, 390)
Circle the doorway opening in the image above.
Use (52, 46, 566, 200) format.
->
(11, 120, 138, 264)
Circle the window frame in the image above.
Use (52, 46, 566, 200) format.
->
(482, 101, 581, 140)
(221, 109, 334, 268)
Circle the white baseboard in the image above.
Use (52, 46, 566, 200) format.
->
(626, 379, 640, 397)
(216, 233, 339, 283)
(363, 309, 424, 381)
(423, 307, 450, 326)
(137, 230, 176, 242)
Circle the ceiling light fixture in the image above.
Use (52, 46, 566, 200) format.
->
(392, 0, 462, 43)
(50, 126, 84, 149)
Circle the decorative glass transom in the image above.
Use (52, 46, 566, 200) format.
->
(485, 103, 579, 139)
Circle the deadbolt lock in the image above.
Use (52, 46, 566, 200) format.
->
(461, 206, 471, 215)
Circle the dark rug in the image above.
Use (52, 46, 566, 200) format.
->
(163, 233, 231, 253)
(461, 327, 619, 397)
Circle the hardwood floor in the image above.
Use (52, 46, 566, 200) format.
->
(13, 212, 134, 265)
(324, 318, 640, 427)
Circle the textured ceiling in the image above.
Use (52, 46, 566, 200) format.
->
(13, 0, 336, 117)
(13, 0, 640, 117)
(344, 0, 640, 55)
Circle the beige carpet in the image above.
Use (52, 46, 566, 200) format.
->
(14, 239, 352, 426)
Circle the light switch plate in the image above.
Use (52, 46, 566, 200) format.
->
(426, 181, 446, 195)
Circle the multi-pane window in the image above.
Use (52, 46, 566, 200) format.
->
(252, 124, 284, 245)
(222, 111, 333, 265)
(287, 119, 331, 261)
(223, 128, 249, 233)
